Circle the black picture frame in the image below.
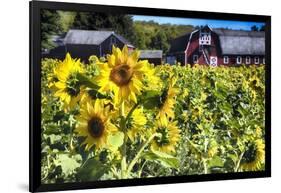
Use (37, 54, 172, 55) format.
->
(29, 0, 271, 192)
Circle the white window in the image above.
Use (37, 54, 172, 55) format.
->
(199, 32, 211, 45)
(236, 56, 242, 64)
(223, 56, 229, 64)
(254, 57, 259, 64)
(246, 56, 251, 64)
(263, 57, 265, 64)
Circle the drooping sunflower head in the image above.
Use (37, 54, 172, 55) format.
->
(54, 53, 84, 109)
(240, 139, 265, 171)
(96, 45, 153, 104)
(151, 117, 180, 154)
(126, 107, 147, 142)
(157, 77, 179, 121)
(75, 99, 118, 151)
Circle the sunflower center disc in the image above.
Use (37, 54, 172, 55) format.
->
(155, 127, 170, 146)
(66, 73, 80, 96)
(88, 117, 104, 138)
(110, 64, 133, 86)
(158, 89, 168, 108)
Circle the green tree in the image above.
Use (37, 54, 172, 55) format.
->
(72, 12, 91, 29)
(72, 12, 136, 44)
(41, 10, 62, 50)
(58, 11, 76, 32)
(150, 30, 169, 53)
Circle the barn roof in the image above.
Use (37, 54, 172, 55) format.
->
(139, 50, 163, 58)
(213, 29, 265, 55)
(168, 27, 265, 55)
(63, 29, 133, 47)
(168, 33, 191, 53)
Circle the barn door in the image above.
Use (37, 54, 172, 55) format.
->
(210, 56, 218, 67)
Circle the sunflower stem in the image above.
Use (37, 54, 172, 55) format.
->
(120, 135, 127, 178)
(120, 101, 127, 178)
(138, 160, 147, 178)
(119, 102, 140, 178)
(234, 151, 245, 172)
(186, 138, 203, 155)
(127, 133, 160, 175)
(202, 158, 208, 174)
(124, 102, 139, 125)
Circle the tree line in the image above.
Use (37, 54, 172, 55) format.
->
(41, 10, 194, 53)
(41, 10, 265, 54)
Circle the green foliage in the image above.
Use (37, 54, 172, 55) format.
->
(133, 21, 194, 53)
(165, 64, 265, 175)
(41, 10, 195, 54)
(77, 158, 109, 181)
(143, 149, 180, 169)
(108, 132, 124, 151)
(72, 12, 135, 44)
(57, 11, 76, 32)
(41, 10, 62, 50)
(41, 57, 265, 183)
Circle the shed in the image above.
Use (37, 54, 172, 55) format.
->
(139, 50, 163, 65)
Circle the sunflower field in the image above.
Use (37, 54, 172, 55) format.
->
(41, 46, 265, 184)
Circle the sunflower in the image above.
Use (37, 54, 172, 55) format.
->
(207, 139, 218, 158)
(126, 107, 147, 142)
(53, 53, 84, 109)
(151, 117, 180, 154)
(249, 75, 262, 90)
(75, 99, 118, 151)
(240, 139, 265, 171)
(157, 77, 179, 121)
(95, 45, 151, 104)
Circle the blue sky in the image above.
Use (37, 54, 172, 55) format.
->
(132, 15, 264, 31)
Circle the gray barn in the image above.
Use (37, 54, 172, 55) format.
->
(44, 29, 134, 62)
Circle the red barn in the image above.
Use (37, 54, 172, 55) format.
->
(166, 26, 265, 66)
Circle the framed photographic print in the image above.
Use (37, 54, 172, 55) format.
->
(29, 0, 271, 192)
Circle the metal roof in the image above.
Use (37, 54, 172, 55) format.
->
(139, 50, 163, 58)
(63, 29, 133, 46)
(213, 29, 265, 55)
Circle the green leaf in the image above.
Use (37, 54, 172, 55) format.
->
(143, 149, 180, 169)
(77, 158, 108, 181)
(77, 73, 100, 90)
(47, 134, 62, 144)
(87, 89, 108, 99)
(54, 154, 82, 176)
(142, 97, 160, 109)
(228, 153, 238, 164)
(141, 90, 160, 99)
(219, 103, 233, 112)
(140, 90, 161, 109)
(208, 156, 224, 168)
(107, 131, 124, 151)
